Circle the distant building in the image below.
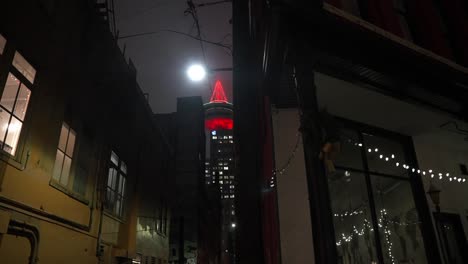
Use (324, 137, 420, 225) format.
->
(204, 80, 236, 264)
(158, 96, 221, 264)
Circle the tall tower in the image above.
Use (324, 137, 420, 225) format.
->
(204, 80, 236, 264)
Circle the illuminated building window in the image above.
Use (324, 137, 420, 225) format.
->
(105, 151, 127, 217)
(212, 172, 215, 175)
(229, 140, 233, 143)
(223, 136, 228, 139)
(230, 176, 234, 179)
(0, 34, 6, 55)
(52, 123, 76, 186)
(230, 195, 235, 198)
(12, 52, 36, 83)
(205, 170, 209, 173)
(0, 69, 33, 155)
(220, 180, 223, 184)
(224, 166, 229, 170)
(229, 136, 232, 139)
(219, 171, 223, 175)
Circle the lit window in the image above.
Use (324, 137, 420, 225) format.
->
(230, 176, 234, 179)
(0, 34, 6, 55)
(106, 151, 127, 217)
(230, 195, 235, 198)
(219, 171, 223, 175)
(224, 166, 229, 170)
(224, 136, 228, 139)
(220, 180, 223, 184)
(0, 73, 31, 155)
(218, 162, 223, 166)
(12, 52, 36, 83)
(212, 136, 217, 139)
(52, 123, 76, 186)
(230, 140, 233, 143)
(229, 136, 232, 139)
(205, 170, 209, 173)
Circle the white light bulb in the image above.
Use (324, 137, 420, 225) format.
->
(358, 143, 363, 147)
(458, 178, 462, 182)
(368, 149, 372, 152)
(385, 157, 389, 161)
(429, 169, 433, 173)
(380, 155, 383, 159)
(446, 173, 450, 176)
(396, 162, 399, 167)
(375, 148, 379, 152)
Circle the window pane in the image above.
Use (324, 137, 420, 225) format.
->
(0, 34, 6, 55)
(52, 150, 64, 181)
(4, 116, 22, 155)
(120, 161, 127, 174)
(107, 168, 117, 188)
(12, 52, 36, 84)
(363, 133, 409, 177)
(328, 170, 378, 262)
(1, 73, 21, 112)
(335, 128, 363, 170)
(111, 151, 119, 165)
(0, 109, 10, 144)
(13, 84, 31, 121)
(58, 124, 68, 151)
(371, 175, 428, 264)
(118, 175, 124, 194)
(65, 129, 76, 157)
(115, 198, 121, 216)
(121, 177, 126, 197)
(60, 156, 72, 186)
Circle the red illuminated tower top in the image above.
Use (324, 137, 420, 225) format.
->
(210, 80, 229, 103)
(204, 80, 233, 131)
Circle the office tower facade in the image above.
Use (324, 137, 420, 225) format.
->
(204, 80, 236, 264)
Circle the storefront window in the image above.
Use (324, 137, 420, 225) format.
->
(329, 124, 429, 264)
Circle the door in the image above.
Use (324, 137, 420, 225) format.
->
(434, 213, 468, 264)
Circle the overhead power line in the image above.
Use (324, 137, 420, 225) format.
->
(118, 29, 232, 54)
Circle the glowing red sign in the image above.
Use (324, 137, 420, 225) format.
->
(205, 117, 233, 130)
(210, 80, 228, 103)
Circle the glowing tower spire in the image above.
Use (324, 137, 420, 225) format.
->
(210, 80, 228, 103)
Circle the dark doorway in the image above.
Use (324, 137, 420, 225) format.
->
(434, 213, 468, 264)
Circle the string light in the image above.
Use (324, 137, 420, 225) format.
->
(346, 141, 466, 184)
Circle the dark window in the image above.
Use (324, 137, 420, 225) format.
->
(105, 151, 127, 217)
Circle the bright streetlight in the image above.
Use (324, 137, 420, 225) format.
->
(187, 64, 207, 81)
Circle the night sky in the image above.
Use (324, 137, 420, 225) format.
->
(115, 0, 233, 113)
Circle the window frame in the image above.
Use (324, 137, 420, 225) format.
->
(0, 38, 35, 164)
(105, 150, 127, 219)
(329, 117, 441, 264)
(49, 122, 90, 204)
